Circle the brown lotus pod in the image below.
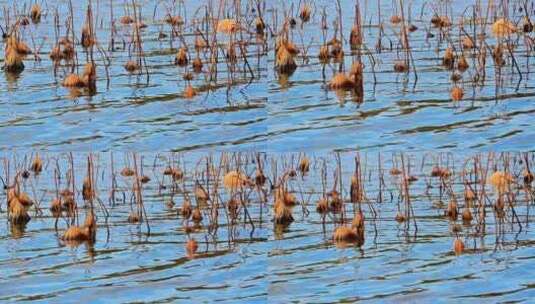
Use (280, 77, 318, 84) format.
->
(254, 171, 266, 188)
(395, 212, 406, 223)
(183, 72, 194, 81)
(443, 47, 455, 69)
(278, 37, 300, 55)
(4, 45, 25, 73)
(63, 74, 85, 88)
(446, 200, 458, 220)
(318, 45, 330, 63)
(464, 188, 476, 201)
(273, 198, 294, 224)
(462, 208, 473, 223)
(288, 169, 297, 178)
(298, 157, 310, 174)
(191, 208, 203, 224)
(82, 63, 96, 88)
(328, 191, 342, 213)
(81, 26, 95, 49)
(431, 15, 441, 27)
(165, 15, 184, 27)
(350, 25, 362, 48)
(21, 170, 30, 179)
(280, 190, 297, 207)
(523, 18, 533, 33)
(166, 199, 175, 208)
(453, 238, 464, 255)
(82, 177, 93, 201)
(226, 45, 237, 64)
(226, 198, 239, 217)
(58, 37, 72, 45)
(217, 19, 239, 34)
(192, 57, 203, 73)
(30, 4, 42, 24)
(299, 4, 311, 23)
(8, 197, 31, 224)
(495, 197, 505, 213)
(30, 154, 43, 174)
(316, 198, 329, 214)
(329, 73, 355, 90)
(351, 210, 365, 233)
(442, 17, 452, 27)
(184, 84, 197, 99)
(390, 168, 402, 175)
(450, 72, 462, 82)
(492, 18, 516, 37)
(62, 43, 75, 61)
(50, 46, 63, 62)
(430, 166, 451, 178)
(457, 55, 469, 72)
(180, 199, 192, 219)
(493, 45, 505, 66)
(333, 226, 358, 242)
(194, 184, 209, 205)
(124, 60, 140, 73)
(62, 195, 75, 214)
(15, 191, 33, 208)
(62, 226, 91, 241)
(223, 170, 249, 191)
(50, 198, 62, 216)
(489, 171, 513, 193)
(255, 17, 265, 35)
(63, 212, 96, 241)
(390, 15, 402, 24)
(121, 167, 135, 177)
(60, 189, 74, 198)
(452, 223, 463, 233)
(128, 212, 140, 223)
(172, 168, 184, 181)
(163, 167, 174, 175)
(186, 239, 198, 256)
(450, 87, 464, 101)
(194, 35, 208, 51)
(275, 44, 297, 74)
(462, 36, 474, 49)
(19, 17, 30, 26)
(289, 17, 297, 28)
(120, 16, 134, 25)
(393, 60, 409, 73)
(523, 170, 534, 184)
(330, 41, 344, 61)
(350, 61, 364, 80)
(175, 48, 189, 66)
